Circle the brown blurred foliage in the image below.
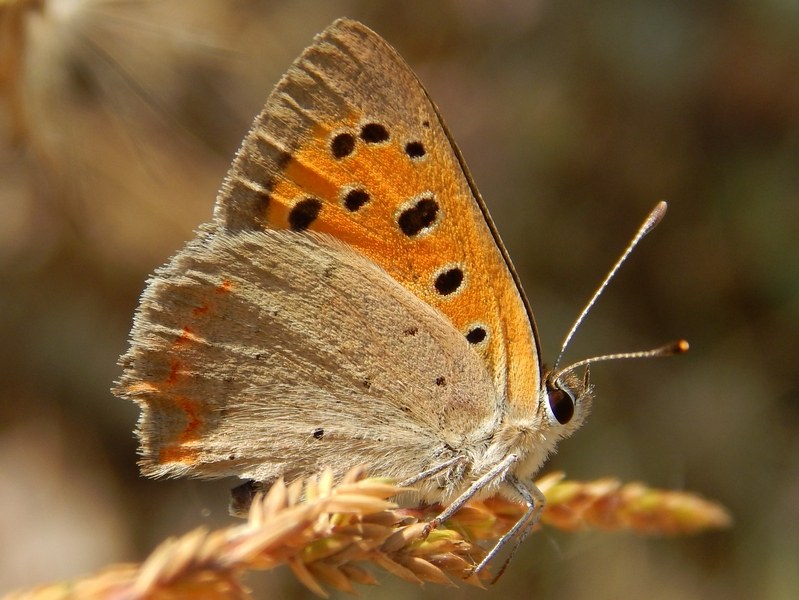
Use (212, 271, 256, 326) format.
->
(1, 1, 797, 598)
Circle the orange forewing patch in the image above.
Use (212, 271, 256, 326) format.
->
(262, 114, 539, 405)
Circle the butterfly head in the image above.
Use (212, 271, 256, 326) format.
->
(532, 201, 685, 447)
(503, 366, 593, 485)
(539, 366, 593, 444)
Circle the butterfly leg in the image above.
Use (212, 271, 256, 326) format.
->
(422, 452, 519, 537)
(473, 474, 546, 579)
(398, 455, 465, 488)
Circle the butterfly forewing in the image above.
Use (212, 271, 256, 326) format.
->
(217, 19, 542, 408)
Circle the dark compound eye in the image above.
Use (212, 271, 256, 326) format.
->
(547, 385, 575, 425)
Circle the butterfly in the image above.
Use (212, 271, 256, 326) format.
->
(115, 18, 682, 575)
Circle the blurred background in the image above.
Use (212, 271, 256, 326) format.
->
(1, 0, 797, 598)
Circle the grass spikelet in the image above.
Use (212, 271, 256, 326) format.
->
(4, 469, 731, 599)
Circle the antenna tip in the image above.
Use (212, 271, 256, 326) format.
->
(644, 201, 668, 232)
(671, 339, 690, 354)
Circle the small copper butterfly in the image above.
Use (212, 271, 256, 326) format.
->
(115, 18, 685, 576)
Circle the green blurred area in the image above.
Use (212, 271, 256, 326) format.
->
(1, 0, 797, 598)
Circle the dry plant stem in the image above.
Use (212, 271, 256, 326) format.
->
(4, 469, 731, 600)
(0, 0, 42, 142)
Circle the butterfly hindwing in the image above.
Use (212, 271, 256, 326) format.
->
(118, 229, 500, 485)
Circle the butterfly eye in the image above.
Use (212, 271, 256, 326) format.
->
(547, 385, 575, 425)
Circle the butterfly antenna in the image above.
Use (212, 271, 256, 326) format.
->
(553, 339, 689, 382)
(552, 201, 669, 373)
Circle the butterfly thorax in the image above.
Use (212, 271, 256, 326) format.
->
(468, 371, 592, 499)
